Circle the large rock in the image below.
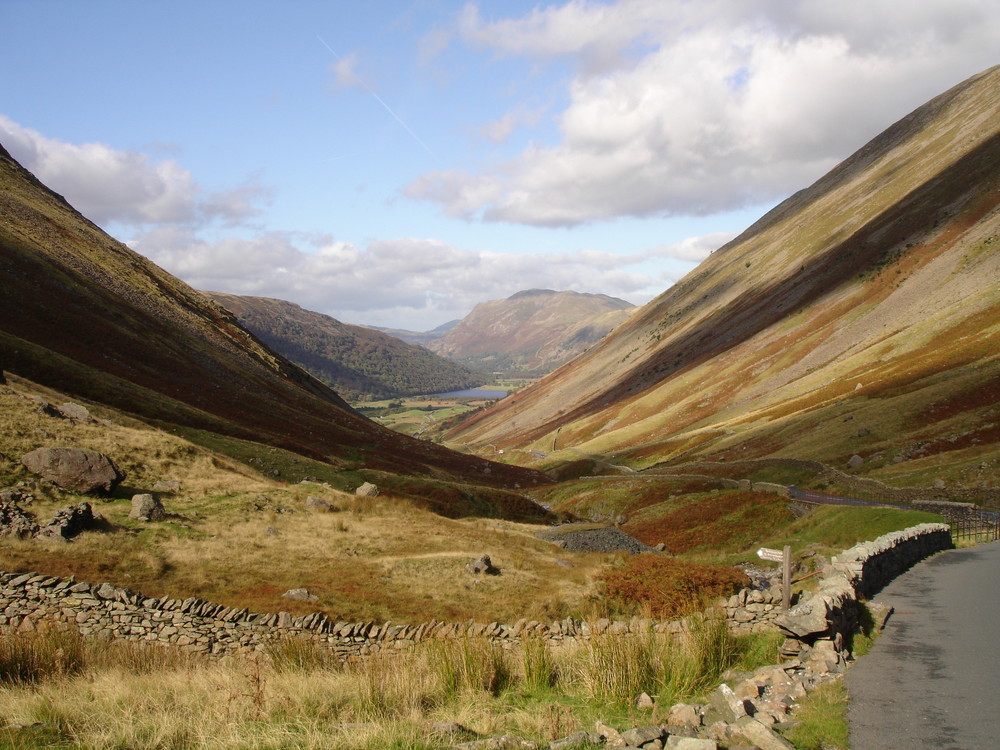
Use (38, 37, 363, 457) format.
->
(129, 493, 165, 522)
(355, 482, 379, 497)
(21, 448, 125, 494)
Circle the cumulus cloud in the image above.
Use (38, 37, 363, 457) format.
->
(0, 116, 269, 228)
(128, 227, 715, 329)
(410, 0, 999, 226)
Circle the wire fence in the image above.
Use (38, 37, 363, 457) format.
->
(787, 487, 1000, 545)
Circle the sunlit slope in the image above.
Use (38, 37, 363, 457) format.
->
(447, 65, 1000, 483)
(0, 142, 545, 488)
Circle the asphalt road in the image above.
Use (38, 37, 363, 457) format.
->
(846, 542, 1000, 749)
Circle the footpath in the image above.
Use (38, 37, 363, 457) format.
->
(846, 542, 1000, 749)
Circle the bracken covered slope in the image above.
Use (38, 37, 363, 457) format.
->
(427, 289, 634, 376)
(0, 143, 545, 489)
(205, 292, 482, 401)
(447, 66, 1000, 487)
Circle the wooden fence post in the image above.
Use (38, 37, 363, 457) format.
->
(783, 545, 792, 611)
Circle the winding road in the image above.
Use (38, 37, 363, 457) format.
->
(846, 542, 1000, 749)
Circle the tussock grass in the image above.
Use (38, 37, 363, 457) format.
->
(0, 625, 85, 685)
(0, 623, 783, 749)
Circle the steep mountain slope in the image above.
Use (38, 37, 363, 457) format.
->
(447, 66, 1000, 488)
(205, 293, 481, 401)
(0, 142, 545, 490)
(427, 289, 634, 375)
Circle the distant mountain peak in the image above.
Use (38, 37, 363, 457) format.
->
(427, 289, 635, 377)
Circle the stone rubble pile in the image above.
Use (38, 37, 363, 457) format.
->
(0, 495, 98, 541)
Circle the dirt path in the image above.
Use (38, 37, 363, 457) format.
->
(846, 542, 1000, 749)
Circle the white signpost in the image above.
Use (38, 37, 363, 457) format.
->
(757, 545, 793, 610)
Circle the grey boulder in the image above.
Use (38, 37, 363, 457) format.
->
(21, 447, 125, 494)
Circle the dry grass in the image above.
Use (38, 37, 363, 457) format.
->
(0, 621, 782, 749)
(0, 376, 607, 624)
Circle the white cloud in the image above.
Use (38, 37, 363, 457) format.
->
(411, 0, 1000, 226)
(0, 116, 269, 228)
(128, 227, 714, 329)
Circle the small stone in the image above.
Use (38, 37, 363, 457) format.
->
(355, 482, 379, 497)
(666, 738, 717, 749)
(666, 703, 701, 729)
(282, 588, 318, 601)
(467, 554, 498, 575)
(549, 732, 591, 750)
(621, 726, 663, 747)
(733, 716, 795, 750)
(636, 691, 655, 709)
(305, 496, 333, 511)
(55, 403, 95, 422)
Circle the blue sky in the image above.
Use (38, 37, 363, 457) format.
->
(3, 1, 997, 329)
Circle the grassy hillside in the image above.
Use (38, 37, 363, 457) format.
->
(446, 66, 1000, 490)
(206, 292, 482, 401)
(0, 141, 546, 490)
(0, 375, 585, 624)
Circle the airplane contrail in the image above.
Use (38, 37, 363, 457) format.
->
(317, 35, 436, 159)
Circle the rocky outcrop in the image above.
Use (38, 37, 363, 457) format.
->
(20, 448, 124, 494)
(355, 482, 379, 497)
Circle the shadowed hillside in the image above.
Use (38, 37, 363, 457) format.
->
(205, 292, 482, 401)
(427, 289, 634, 376)
(447, 65, 1000, 489)
(0, 142, 547, 493)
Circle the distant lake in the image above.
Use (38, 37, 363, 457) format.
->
(436, 388, 508, 399)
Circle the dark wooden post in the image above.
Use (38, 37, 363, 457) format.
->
(782, 545, 792, 611)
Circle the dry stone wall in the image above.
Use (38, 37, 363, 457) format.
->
(0, 524, 951, 661)
(0, 571, 733, 658)
(775, 522, 952, 669)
